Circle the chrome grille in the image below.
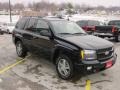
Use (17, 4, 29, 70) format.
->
(97, 47, 114, 62)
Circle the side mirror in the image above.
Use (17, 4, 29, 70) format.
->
(40, 30, 52, 37)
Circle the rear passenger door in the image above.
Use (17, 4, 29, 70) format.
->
(32, 19, 55, 58)
(23, 18, 37, 51)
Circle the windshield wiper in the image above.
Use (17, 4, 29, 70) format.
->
(58, 32, 87, 35)
(73, 33, 87, 35)
(58, 33, 72, 35)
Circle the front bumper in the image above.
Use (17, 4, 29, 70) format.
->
(94, 32, 119, 37)
(75, 54, 117, 73)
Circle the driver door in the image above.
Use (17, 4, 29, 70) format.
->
(32, 19, 55, 59)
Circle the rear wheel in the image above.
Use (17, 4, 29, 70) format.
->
(16, 41, 27, 58)
(56, 55, 75, 80)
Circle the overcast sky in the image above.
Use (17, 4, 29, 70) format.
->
(0, 0, 120, 7)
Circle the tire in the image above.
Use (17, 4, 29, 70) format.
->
(0, 32, 4, 35)
(115, 35, 120, 42)
(0, 29, 3, 35)
(56, 54, 75, 80)
(2, 32, 4, 35)
(16, 41, 27, 58)
(7, 29, 10, 34)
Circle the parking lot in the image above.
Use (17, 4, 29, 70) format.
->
(0, 34, 120, 90)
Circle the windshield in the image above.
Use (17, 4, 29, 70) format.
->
(108, 20, 120, 27)
(77, 20, 103, 27)
(76, 21, 88, 27)
(88, 20, 101, 26)
(51, 21, 86, 34)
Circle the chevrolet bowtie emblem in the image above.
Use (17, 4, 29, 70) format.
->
(105, 51, 109, 55)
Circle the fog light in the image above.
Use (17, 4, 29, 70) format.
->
(87, 66, 92, 70)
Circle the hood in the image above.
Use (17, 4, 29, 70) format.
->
(59, 35, 113, 50)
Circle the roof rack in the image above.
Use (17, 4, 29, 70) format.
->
(22, 16, 43, 18)
(44, 16, 64, 19)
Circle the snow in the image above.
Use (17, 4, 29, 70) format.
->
(66, 14, 120, 24)
(0, 15, 20, 24)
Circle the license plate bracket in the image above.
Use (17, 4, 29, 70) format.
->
(106, 60, 113, 68)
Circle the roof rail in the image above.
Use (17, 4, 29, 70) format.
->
(22, 16, 43, 18)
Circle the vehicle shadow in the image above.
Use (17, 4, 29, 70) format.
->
(27, 52, 92, 83)
(14, 50, 114, 90)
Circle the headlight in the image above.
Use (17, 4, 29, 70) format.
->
(81, 50, 97, 60)
(111, 47, 114, 51)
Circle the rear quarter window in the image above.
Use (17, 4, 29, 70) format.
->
(16, 17, 29, 30)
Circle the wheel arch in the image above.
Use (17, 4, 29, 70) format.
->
(52, 45, 78, 64)
(15, 37, 22, 45)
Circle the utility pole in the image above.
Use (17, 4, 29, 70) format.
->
(9, 0, 12, 22)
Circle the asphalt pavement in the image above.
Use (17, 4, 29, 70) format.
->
(0, 34, 120, 90)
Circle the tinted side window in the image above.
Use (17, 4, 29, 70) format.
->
(76, 21, 88, 27)
(36, 20, 49, 29)
(36, 20, 49, 33)
(26, 18, 36, 32)
(108, 21, 120, 26)
(16, 17, 28, 30)
(108, 21, 113, 25)
(88, 20, 100, 26)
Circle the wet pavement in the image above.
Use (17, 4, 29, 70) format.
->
(0, 34, 120, 90)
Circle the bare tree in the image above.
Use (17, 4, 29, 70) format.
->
(28, 1, 57, 12)
(59, 3, 68, 10)
(0, 1, 120, 15)
(1, 2, 10, 11)
(13, 3, 24, 10)
(67, 3, 73, 9)
(28, 3, 33, 9)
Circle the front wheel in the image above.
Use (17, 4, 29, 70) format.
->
(16, 41, 27, 58)
(0, 32, 3, 35)
(115, 35, 120, 42)
(7, 29, 10, 34)
(0, 30, 4, 35)
(56, 55, 75, 80)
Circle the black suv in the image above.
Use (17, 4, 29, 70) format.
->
(12, 17, 117, 80)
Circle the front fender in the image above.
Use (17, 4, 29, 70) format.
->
(51, 44, 80, 64)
